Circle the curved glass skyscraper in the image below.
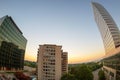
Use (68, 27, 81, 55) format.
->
(92, 2, 120, 55)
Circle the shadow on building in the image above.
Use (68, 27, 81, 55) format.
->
(0, 41, 25, 71)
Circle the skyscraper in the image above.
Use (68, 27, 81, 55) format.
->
(0, 15, 27, 70)
(92, 2, 120, 55)
(61, 52, 68, 74)
(37, 44, 68, 80)
(92, 2, 120, 80)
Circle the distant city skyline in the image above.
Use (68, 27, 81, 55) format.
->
(0, 0, 120, 63)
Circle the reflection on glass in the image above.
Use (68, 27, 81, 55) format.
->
(0, 41, 24, 70)
(0, 15, 27, 71)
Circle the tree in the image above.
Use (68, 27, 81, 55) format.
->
(68, 64, 93, 80)
(98, 70, 106, 80)
(24, 60, 37, 68)
(61, 73, 77, 80)
(75, 65, 93, 80)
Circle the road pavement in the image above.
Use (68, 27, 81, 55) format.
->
(92, 69, 101, 80)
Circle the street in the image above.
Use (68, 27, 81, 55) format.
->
(92, 69, 101, 80)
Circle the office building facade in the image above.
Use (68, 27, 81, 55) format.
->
(92, 2, 120, 55)
(92, 2, 120, 80)
(37, 44, 68, 80)
(0, 15, 27, 70)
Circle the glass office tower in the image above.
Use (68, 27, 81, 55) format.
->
(0, 15, 27, 70)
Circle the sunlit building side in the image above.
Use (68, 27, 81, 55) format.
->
(92, 2, 120, 80)
(92, 2, 120, 55)
(37, 44, 68, 80)
(0, 15, 27, 70)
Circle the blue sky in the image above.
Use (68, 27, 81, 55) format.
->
(0, 0, 120, 63)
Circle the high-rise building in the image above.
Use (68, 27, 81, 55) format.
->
(92, 2, 120, 55)
(0, 15, 27, 70)
(92, 2, 120, 80)
(37, 44, 68, 80)
(61, 52, 68, 74)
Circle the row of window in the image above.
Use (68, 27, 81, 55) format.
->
(0, 18, 26, 49)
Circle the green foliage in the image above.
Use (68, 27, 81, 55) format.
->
(69, 62, 103, 72)
(66, 62, 103, 80)
(76, 65, 93, 80)
(24, 60, 37, 68)
(98, 70, 106, 80)
(68, 64, 93, 80)
(86, 62, 103, 71)
(61, 73, 77, 80)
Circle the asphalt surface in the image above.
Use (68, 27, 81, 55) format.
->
(92, 69, 100, 80)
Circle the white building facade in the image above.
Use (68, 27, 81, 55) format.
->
(92, 2, 120, 80)
(92, 2, 120, 55)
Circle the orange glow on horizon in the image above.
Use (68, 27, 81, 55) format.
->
(25, 53, 37, 62)
(25, 51, 105, 64)
(68, 51, 105, 64)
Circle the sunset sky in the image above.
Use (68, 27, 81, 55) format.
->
(0, 0, 120, 64)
